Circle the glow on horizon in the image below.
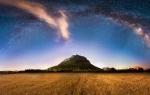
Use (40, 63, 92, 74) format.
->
(0, 42, 143, 71)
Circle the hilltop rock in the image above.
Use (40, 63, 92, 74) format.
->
(48, 55, 101, 72)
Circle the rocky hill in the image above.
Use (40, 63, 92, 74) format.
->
(48, 55, 101, 72)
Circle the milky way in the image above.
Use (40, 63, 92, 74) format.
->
(104, 12, 150, 48)
(0, 0, 150, 70)
(67, 2, 150, 48)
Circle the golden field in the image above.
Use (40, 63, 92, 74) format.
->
(0, 73, 150, 95)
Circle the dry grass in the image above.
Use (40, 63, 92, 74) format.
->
(0, 73, 150, 95)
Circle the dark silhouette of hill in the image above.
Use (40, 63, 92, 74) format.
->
(0, 55, 148, 73)
(48, 55, 101, 72)
(129, 66, 144, 72)
(145, 69, 150, 72)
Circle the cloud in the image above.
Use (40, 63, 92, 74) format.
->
(0, 0, 70, 41)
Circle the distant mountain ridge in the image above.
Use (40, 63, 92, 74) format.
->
(48, 55, 101, 72)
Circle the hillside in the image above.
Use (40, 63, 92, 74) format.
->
(48, 55, 101, 72)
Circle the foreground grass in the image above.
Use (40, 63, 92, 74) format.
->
(0, 73, 150, 95)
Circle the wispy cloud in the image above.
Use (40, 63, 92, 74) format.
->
(0, 0, 70, 40)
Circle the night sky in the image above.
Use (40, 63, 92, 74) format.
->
(0, 0, 150, 70)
